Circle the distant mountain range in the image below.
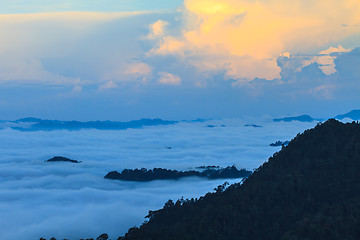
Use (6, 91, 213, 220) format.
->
(273, 109, 360, 122)
(273, 115, 316, 122)
(6, 118, 178, 131)
(0, 109, 359, 131)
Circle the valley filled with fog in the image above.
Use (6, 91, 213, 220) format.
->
(0, 118, 317, 240)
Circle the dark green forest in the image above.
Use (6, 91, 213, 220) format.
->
(104, 166, 251, 181)
(119, 119, 360, 240)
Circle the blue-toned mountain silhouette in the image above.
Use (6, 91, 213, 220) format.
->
(273, 115, 315, 122)
(335, 109, 360, 120)
(10, 118, 178, 131)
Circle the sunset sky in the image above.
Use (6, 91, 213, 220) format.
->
(1, 0, 360, 120)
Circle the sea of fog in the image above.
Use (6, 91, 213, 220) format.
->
(0, 118, 318, 240)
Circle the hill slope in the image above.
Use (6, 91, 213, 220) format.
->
(335, 109, 360, 120)
(120, 119, 360, 240)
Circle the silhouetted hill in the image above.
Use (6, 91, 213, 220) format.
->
(46, 156, 81, 163)
(104, 166, 251, 182)
(335, 109, 360, 120)
(119, 119, 360, 240)
(273, 114, 315, 122)
(10, 118, 178, 131)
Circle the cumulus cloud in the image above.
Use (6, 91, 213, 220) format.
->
(301, 45, 351, 75)
(146, 20, 169, 39)
(158, 72, 182, 85)
(249, 47, 360, 104)
(277, 45, 353, 82)
(102, 61, 153, 84)
(319, 45, 351, 55)
(125, 62, 153, 76)
(148, 0, 360, 81)
(99, 81, 118, 90)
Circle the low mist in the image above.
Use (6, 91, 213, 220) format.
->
(0, 118, 316, 240)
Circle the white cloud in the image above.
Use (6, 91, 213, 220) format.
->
(147, 0, 360, 81)
(146, 20, 169, 39)
(125, 62, 153, 76)
(149, 36, 186, 56)
(319, 45, 351, 55)
(158, 72, 182, 85)
(277, 45, 353, 82)
(102, 61, 153, 84)
(99, 81, 118, 90)
(301, 45, 352, 75)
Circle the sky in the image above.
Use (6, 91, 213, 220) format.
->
(0, 0, 360, 120)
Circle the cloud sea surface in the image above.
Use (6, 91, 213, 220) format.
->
(0, 118, 318, 240)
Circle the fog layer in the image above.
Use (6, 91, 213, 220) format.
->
(0, 118, 316, 240)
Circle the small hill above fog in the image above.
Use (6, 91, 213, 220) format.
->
(120, 119, 360, 240)
(46, 156, 81, 163)
(104, 166, 251, 182)
(335, 109, 360, 120)
(273, 114, 315, 122)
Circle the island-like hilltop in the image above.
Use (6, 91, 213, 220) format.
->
(104, 166, 251, 182)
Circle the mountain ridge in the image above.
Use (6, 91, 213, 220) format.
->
(9, 118, 178, 131)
